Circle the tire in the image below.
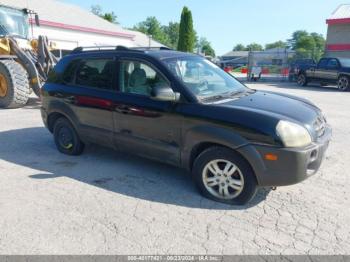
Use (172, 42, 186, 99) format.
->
(338, 75, 350, 91)
(297, 73, 308, 86)
(53, 117, 85, 155)
(192, 146, 257, 205)
(0, 60, 30, 108)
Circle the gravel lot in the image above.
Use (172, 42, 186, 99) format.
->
(0, 82, 349, 255)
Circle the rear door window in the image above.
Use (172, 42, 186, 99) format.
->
(75, 59, 115, 90)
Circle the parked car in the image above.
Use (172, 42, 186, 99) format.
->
(288, 59, 316, 82)
(41, 46, 331, 205)
(297, 57, 350, 91)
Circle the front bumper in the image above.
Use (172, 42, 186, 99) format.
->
(237, 125, 332, 187)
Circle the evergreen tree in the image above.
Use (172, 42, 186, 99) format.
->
(177, 7, 195, 52)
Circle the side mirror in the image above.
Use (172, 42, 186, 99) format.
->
(151, 85, 180, 102)
(35, 14, 40, 26)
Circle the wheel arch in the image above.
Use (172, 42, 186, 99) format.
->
(182, 126, 249, 171)
(338, 73, 350, 79)
(47, 101, 80, 134)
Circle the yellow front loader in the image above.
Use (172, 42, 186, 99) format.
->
(0, 4, 57, 108)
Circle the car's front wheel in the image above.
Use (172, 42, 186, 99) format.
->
(192, 147, 257, 205)
(338, 75, 350, 91)
(297, 73, 308, 86)
(53, 117, 85, 155)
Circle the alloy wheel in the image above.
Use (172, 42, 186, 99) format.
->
(202, 159, 244, 200)
(338, 76, 349, 91)
(297, 74, 305, 86)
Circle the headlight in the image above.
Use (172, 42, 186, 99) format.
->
(276, 120, 312, 147)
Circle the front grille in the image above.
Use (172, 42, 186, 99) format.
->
(313, 115, 326, 139)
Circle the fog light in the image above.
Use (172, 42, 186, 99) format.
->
(310, 150, 318, 162)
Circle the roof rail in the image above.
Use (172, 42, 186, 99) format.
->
(131, 46, 173, 51)
(71, 45, 131, 54)
(70, 45, 173, 54)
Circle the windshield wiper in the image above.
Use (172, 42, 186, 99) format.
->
(200, 95, 226, 102)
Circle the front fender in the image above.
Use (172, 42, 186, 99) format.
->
(181, 125, 249, 169)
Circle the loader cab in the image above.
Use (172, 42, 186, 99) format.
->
(0, 5, 29, 39)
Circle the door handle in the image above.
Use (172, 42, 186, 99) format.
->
(115, 105, 129, 114)
(64, 96, 76, 104)
(115, 105, 144, 115)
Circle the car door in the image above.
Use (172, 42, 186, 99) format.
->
(112, 58, 182, 165)
(325, 58, 340, 82)
(314, 58, 329, 80)
(62, 56, 116, 147)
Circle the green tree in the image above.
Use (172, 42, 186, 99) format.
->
(233, 44, 246, 51)
(288, 30, 309, 48)
(265, 41, 286, 50)
(178, 6, 195, 52)
(162, 22, 180, 49)
(133, 16, 169, 46)
(311, 32, 326, 61)
(198, 37, 215, 57)
(246, 43, 263, 51)
(288, 30, 325, 61)
(91, 5, 118, 24)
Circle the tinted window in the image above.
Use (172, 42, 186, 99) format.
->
(318, 59, 328, 69)
(62, 59, 81, 84)
(327, 59, 339, 69)
(75, 59, 115, 90)
(119, 60, 168, 96)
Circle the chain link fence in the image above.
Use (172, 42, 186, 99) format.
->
(246, 49, 316, 82)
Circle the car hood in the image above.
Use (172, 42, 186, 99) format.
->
(218, 90, 321, 125)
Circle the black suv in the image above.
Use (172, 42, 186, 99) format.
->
(41, 46, 331, 205)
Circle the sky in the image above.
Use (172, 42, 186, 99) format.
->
(61, 0, 345, 55)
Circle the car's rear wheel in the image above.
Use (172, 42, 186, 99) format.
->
(53, 117, 84, 155)
(338, 75, 350, 91)
(297, 73, 308, 86)
(192, 147, 257, 205)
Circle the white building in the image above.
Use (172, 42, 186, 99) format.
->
(0, 0, 163, 52)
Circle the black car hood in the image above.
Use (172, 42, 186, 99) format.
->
(218, 90, 320, 125)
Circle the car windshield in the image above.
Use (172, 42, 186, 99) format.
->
(0, 6, 28, 39)
(163, 56, 248, 101)
(339, 58, 350, 67)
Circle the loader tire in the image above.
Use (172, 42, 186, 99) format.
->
(0, 60, 30, 109)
